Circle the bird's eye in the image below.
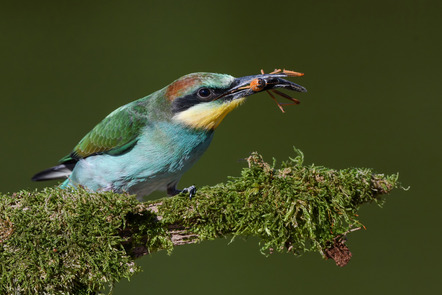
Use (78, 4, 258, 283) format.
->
(197, 88, 212, 99)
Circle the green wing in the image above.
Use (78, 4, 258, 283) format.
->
(60, 104, 147, 163)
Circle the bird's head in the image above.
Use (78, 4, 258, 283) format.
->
(165, 72, 306, 130)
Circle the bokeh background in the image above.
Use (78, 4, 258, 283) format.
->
(1, 0, 441, 294)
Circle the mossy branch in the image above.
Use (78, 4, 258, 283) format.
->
(0, 148, 400, 294)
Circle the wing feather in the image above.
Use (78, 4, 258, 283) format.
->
(60, 103, 146, 163)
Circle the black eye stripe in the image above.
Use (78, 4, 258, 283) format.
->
(171, 87, 226, 114)
(171, 94, 201, 113)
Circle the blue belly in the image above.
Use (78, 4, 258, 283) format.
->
(64, 122, 213, 199)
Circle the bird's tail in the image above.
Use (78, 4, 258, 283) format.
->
(31, 163, 75, 181)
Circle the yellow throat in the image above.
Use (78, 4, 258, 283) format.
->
(173, 98, 246, 130)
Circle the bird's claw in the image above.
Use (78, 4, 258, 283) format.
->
(182, 185, 197, 200)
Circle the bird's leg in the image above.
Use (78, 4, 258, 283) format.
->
(167, 185, 197, 200)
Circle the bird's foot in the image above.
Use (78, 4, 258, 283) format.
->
(167, 185, 197, 200)
(182, 185, 197, 200)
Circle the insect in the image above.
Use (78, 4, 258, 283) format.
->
(260, 69, 304, 113)
(214, 68, 306, 112)
(238, 68, 304, 113)
(249, 78, 267, 92)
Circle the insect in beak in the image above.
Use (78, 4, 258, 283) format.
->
(214, 68, 306, 110)
(241, 69, 305, 113)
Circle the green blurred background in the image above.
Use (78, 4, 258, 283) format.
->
(1, 0, 441, 294)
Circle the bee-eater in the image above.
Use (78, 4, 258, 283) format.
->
(32, 71, 306, 200)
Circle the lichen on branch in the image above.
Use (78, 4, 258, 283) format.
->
(0, 148, 400, 294)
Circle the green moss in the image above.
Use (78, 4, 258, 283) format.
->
(0, 149, 400, 294)
(0, 189, 140, 294)
(157, 149, 399, 256)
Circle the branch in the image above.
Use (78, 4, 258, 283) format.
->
(0, 148, 401, 294)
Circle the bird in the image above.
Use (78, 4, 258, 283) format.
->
(32, 70, 307, 200)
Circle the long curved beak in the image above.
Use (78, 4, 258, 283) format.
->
(218, 71, 307, 102)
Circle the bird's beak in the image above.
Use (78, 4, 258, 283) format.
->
(217, 71, 307, 102)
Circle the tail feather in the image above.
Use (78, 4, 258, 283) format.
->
(31, 163, 76, 181)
